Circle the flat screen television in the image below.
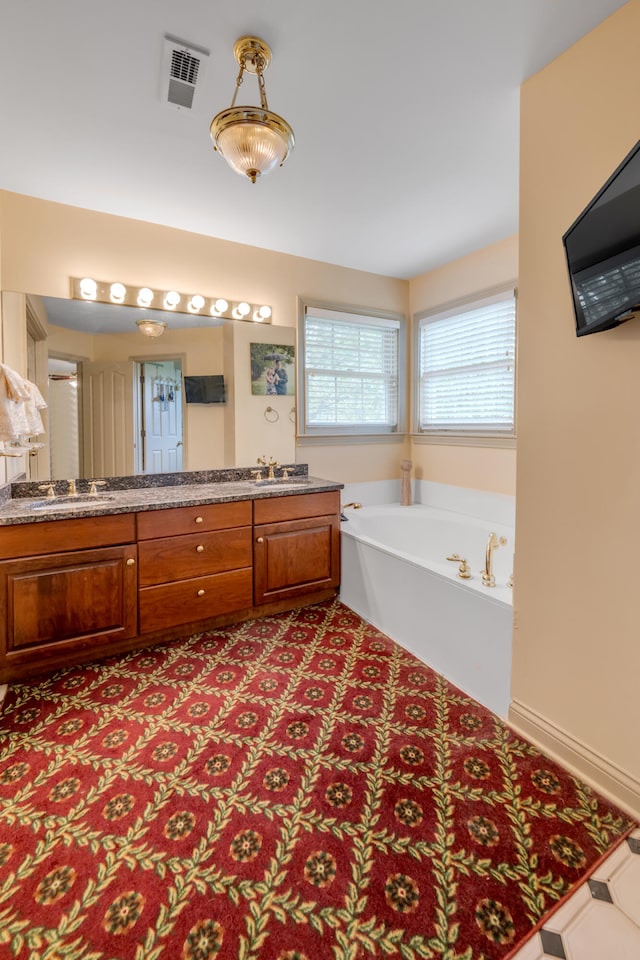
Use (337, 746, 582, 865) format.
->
(183, 375, 226, 404)
(563, 138, 640, 337)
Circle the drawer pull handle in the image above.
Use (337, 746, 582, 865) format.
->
(197, 589, 205, 597)
(256, 536, 264, 543)
(195, 516, 204, 524)
(126, 558, 135, 566)
(196, 545, 204, 553)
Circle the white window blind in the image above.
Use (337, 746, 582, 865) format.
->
(303, 307, 400, 433)
(418, 291, 516, 434)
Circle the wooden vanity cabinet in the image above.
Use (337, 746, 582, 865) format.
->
(136, 500, 253, 634)
(0, 514, 137, 682)
(253, 491, 340, 605)
(0, 489, 341, 683)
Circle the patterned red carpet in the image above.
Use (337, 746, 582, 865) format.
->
(0, 599, 634, 960)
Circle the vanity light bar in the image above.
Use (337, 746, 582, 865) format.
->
(70, 278, 272, 323)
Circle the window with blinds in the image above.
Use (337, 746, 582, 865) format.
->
(300, 305, 402, 435)
(417, 290, 516, 435)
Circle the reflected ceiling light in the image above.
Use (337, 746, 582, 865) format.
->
(110, 282, 126, 303)
(210, 36, 294, 184)
(137, 287, 154, 307)
(232, 301, 251, 319)
(211, 298, 229, 316)
(136, 318, 167, 338)
(253, 305, 272, 322)
(79, 278, 97, 300)
(71, 278, 271, 323)
(188, 294, 205, 312)
(164, 290, 181, 309)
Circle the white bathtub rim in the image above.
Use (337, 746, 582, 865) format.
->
(340, 502, 514, 609)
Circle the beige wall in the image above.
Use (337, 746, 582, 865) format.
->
(408, 236, 518, 495)
(0, 191, 409, 484)
(513, 0, 640, 814)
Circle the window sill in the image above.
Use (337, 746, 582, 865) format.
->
(411, 433, 516, 449)
(297, 433, 407, 446)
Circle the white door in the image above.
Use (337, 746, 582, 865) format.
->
(141, 361, 183, 473)
(80, 361, 135, 478)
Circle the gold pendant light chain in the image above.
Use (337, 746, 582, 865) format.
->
(229, 49, 269, 111)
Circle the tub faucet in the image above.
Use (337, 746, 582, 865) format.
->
(482, 532, 507, 587)
(340, 502, 362, 521)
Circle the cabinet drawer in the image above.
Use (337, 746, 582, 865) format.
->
(253, 491, 340, 525)
(138, 527, 252, 586)
(138, 567, 253, 634)
(0, 513, 136, 561)
(137, 500, 251, 540)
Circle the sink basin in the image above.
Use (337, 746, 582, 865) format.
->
(253, 478, 310, 488)
(29, 494, 116, 510)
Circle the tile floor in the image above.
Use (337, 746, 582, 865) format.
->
(511, 828, 640, 959)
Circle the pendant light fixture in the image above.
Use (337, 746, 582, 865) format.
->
(210, 36, 294, 184)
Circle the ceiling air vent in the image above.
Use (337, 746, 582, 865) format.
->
(161, 35, 209, 110)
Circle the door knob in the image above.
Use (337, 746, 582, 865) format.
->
(197, 589, 205, 597)
(195, 516, 203, 524)
(196, 545, 204, 553)
(126, 558, 135, 566)
(256, 537, 264, 543)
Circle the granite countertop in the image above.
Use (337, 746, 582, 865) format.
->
(0, 471, 343, 526)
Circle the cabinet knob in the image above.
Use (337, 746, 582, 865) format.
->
(196, 545, 204, 553)
(256, 536, 264, 543)
(195, 516, 204, 524)
(126, 558, 135, 566)
(197, 589, 205, 597)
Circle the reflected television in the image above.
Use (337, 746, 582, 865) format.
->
(563, 138, 640, 337)
(183, 375, 226, 404)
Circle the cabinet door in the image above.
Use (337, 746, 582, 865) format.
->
(0, 544, 137, 678)
(253, 514, 340, 605)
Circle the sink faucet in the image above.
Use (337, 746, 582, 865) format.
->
(257, 456, 280, 480)
(482, 532, 507, 587)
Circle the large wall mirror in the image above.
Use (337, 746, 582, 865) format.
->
(5, 291, 295, 484)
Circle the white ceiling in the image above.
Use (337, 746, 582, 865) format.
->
(0, 0, 627, 280)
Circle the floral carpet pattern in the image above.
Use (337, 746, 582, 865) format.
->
(0, 599, 634, 960)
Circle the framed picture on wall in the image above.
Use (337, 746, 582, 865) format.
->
(250, 343, 295, 396)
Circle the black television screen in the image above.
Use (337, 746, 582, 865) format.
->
(183, 375, 226, 404)
(563, 139, 640, 337)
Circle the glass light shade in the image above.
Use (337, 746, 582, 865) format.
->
(79, 278, 97, 299)
(188, 295, 205, 312)
(136, 319, 167, 338)
(212, 298, 229, 315)
(110, 282, 126, 302)
(137, 287, 154, 307)
(210, 107, 294, 183)
(164, 290, 181, 309)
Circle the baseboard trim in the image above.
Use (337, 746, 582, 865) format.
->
(508, 699, 640, 820)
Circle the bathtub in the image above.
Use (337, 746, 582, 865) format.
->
(339, 503, 513, 716)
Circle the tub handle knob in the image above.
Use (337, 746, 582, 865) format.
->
(458, 560, 472, 579)
(446, 553, 462, 561)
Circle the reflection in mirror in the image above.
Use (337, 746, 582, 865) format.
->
(26, 294, 229, 481)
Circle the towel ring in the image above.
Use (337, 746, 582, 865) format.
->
(289, 406, 296, 424)
(264, 406, 279, 423)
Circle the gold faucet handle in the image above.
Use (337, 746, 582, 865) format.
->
(89, 479, 107, 495)
(281, 467, 290, 479)
(250, 469, 263, 482)
(38, 483, 55, 499)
